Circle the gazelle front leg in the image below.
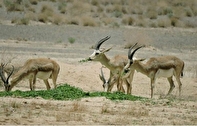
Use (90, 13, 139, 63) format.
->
(150, 77, 156, 98)
(107, 75, 117, 92)
(117, 77, 125, 93)
(107, 74, 125, 93)
(29, 79, 33, 90)
(29, 77, 36, 91)
(123, 79, 131, 94)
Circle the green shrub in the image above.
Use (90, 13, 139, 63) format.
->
(68, 37, 75, 44)
(0, 84, 145, 101)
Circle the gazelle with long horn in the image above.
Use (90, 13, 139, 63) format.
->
(123, 44, 184, 98)
(88, 36, 134, 94)
(0, 58, 60, 91)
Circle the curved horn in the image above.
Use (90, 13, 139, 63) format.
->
(6, 65, 14, 84)
(0, 63, 6, 83)
(128, 43, 138, 59)
(128, 45, 145, 60)
(95, 36, 111, 50)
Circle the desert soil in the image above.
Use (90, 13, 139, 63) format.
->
(0, 24, 197, 125)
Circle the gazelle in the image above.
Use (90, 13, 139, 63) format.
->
(0, 58, 60, 91)
(99, 66, 111, 91)
(88, 36, 134, 94)
(123, 44, 184, 98)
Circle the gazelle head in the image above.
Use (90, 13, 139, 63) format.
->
(99, 66, 110, 92)
(0, 63, 14, 91)
(124, 43, 145, 73)
(88, 36, 112, 61)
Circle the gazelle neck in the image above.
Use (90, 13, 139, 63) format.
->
(99, 54, 115, 71)
(133, 61, 149, 76)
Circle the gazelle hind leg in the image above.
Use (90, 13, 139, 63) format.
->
(126, 70, 134, 95)
(166, 76, 175, 96)
(175, 75, 182, 97)
(32, 76, 37, 90)
(52, 74, 57, 89)
(43, 79, 51, 90)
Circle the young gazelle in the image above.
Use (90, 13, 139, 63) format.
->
(0, 58, 60, 91)
(99, 66, 111, 91)
(88, 36, 134, 94)
(123, 44, 184, 98)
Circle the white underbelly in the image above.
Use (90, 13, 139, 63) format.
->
(36, 71, 52, 79)
(155, 68, 174, 78)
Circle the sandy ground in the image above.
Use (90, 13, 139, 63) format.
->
(0, 25, 197, 125)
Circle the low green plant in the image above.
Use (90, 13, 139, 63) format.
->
(68, 37, 75, 44)
(79, 59, 89, 63)
(0, 84, 145, 101)
(0, 84, 85, 100)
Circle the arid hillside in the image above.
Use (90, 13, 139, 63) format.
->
(0, 0, 197, 28)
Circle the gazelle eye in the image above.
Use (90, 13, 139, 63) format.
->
(95, 52, 99, 55)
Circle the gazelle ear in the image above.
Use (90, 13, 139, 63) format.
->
(101, 47, 112, 53)
(139, 58, 146, 61)
(133, 58, 146, 61)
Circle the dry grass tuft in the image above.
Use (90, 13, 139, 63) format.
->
(2, 100, 21, 116)
(56, 112, 83, 122)
(130, 5, 143, 15)
(68, 17, 80, 25)
(81, 16, 97, 27)
(91, 0, 99, 6)
(102, 17, 114, 26)
(97, 5, 104, 13)
(146, 10, 158, 19)
(69, 1, 91, 16)
(122, 16, 135, 25)
(101, 104, 110, 114)
(37, 4, 54, 23)
(135, 16, 146, 27)
(125, 106, 149, 117)
(50, 14, 66, 25)
(25, 11, 37, 21)
(58, 1, 67, 14)
(157, 17, 171, 28)
(4, 0, 24, 12)
(70, 101, 86, 112)
(40, 4, 54, 15)
(29, 0, 39, 5)
(37, 13, 48, 23)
